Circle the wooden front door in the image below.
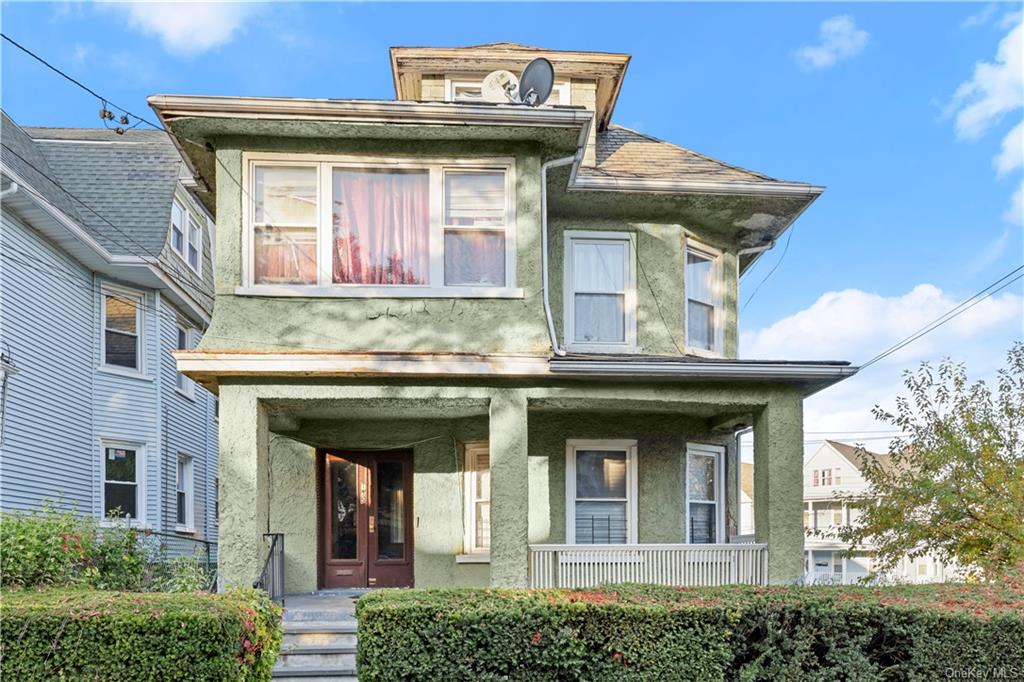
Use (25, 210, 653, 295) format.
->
(319, 450, 414, 589)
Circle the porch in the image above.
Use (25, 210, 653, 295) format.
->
(217, 379, 807, 592)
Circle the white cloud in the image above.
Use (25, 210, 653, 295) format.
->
(795, 15, 869, 71)
(103, 1, 259, 56)
(741, 284, 1023, 455)
(1005, 182, 1023, 224)
(947, 19, 1022, 140)
(995, 120, 1023, 176)
(961, 3, 997, 30)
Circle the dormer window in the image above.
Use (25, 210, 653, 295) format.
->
(243, 153, 520, 297)
(445, 77, 571, 106)
(170, 196, 203, 275)
(685, 240, 724, 356)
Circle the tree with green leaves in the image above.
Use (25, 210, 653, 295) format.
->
(834, 342, 1024, 580)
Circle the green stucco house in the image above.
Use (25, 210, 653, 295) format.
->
(152, 42, 855, 594)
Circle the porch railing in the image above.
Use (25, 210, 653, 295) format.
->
(254, 533, 285, 603)
(528, 544, 769, 588)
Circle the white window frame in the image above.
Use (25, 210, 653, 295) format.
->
(563, 231, 637, 353)
(175, 323, 195, 398)
(99, 438, 146, 527)
(176, 453, 194, 533)
(170, 198, 186, 256)
(99, 283, 146, 378)
(684, 443, 726, 544)
(239, 152, 521, 298)
(684, 239, 725, 357)
(462, 441, 490, 556)
(445, 76, 571, 106)
(565, 439, 638, 545)
(186, 213, 203, 275)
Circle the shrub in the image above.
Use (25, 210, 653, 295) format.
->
(0, 506, 92, 587)
(0, 588, 282, 681)
(356, 583, 1024, 681)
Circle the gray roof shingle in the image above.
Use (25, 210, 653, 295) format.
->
(23, 126, 185, 256)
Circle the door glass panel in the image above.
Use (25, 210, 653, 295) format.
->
(330, 459, 358, 560)
(376, 461, 405, 560)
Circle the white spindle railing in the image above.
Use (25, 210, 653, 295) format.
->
(528, 544, 769, 588)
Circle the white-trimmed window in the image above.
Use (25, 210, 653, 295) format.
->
(102, 441, 144, 523)
(685, 241, 724, 355)
(463, 441, 490, 554)
(566, 440, 638, 544)
(446, 78, 571, 106)
(685, 443, 724, 544)
(821, 468, 833, 486)
(101, 286, 144, 373)
(243, 154, 518, 297)
(564, 231, 636, 352)
(187, 214, 202, 273)
(175, 324, 194, 396)
(176, 454, 194, 531)
(171, 199, 185, 254)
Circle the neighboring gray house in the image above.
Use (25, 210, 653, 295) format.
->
(0, 111, 219, 558)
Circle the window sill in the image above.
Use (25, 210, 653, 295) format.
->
(98, 365, 151, 382)
(235, 285, 525, 299)
(685, 347, 725, 359)
(455, 553, 490, 564)
(175, 386, 195, 401)
(100, 519, 150, 530)
(174, 525, 196, 535)
(565, 343, 640, 354)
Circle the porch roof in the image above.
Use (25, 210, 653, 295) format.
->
(173, 349, 856, 396)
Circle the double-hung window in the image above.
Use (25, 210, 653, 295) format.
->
(245, 155, 517, 296)
(566, 440, 638, 544)
(686, 443, 724, 544)
(171, 199, 185, 254)
(102, 443, 142, 522)
(176, 454, 194, 531)
(187, 215, 202, 273)
(102, 287, 143, 372)
(175, 324, 194, 396)
(463, 442, 490, 554)
(564, 232, 636, 351)
(685, 241, 723, 355)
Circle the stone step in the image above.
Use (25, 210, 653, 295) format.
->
(283, 608, 357, 623)
(277, 646, 356, 670)
(283, 621, 358, 634)
(282, 630, 358, 649)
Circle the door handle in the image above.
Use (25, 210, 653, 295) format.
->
(368, 515, 375, 533)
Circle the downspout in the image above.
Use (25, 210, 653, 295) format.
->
(1, 182, 19, 200)
(541, 156, 577, 357)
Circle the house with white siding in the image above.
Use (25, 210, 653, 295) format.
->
(803, 440, 954, 584)
(0, 110, 219, 560)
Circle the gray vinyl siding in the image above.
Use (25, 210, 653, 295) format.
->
(0, 212, 94, 513)
(1, 208, 218, 560)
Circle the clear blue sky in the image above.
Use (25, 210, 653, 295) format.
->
(3, 2, 1021, 444)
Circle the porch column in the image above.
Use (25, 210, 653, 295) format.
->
(217, 384, 270, 589)
(753, 389, 804, 584)
(488, 389, 529, 587)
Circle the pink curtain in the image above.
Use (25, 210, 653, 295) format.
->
(332, 169, 430, 285)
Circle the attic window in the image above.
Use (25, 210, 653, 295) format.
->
(445, 78, 572, 106)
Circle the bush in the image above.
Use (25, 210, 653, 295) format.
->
(356, 583, 1024, 681)
(1, 507, 212, 592)
(0, 588, 282, 681)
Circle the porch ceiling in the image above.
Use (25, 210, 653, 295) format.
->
(265, 397, 489, 426)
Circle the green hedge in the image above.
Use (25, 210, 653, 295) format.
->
(0, 588, 282, 681)
(356, 583, 1024, 681)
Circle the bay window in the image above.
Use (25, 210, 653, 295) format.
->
(566, 440, 638, 544)
(245, 154, 517, 295)
(685, 241, 723, 355)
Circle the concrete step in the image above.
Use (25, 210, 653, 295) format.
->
(283, 608, 357, 623)
(271, 666, 357, 681)
(283, 630, 357, 649)
(277, 645, 356, 670)
(283, 621, 358, 634)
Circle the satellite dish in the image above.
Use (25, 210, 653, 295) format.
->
(481, 70, 519, 103)
(518, 58, 554, 107)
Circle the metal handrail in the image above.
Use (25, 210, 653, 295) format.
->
(254, 533, 285, 603)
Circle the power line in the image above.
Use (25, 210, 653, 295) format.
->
(859, 264, 1024, 370)
(742, 226, 795, 312)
